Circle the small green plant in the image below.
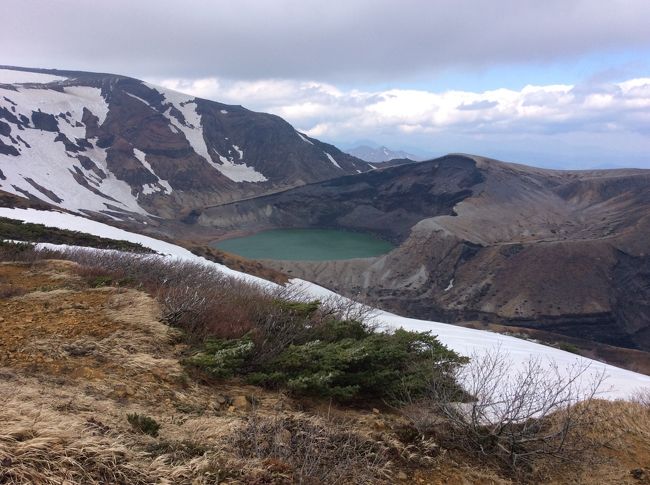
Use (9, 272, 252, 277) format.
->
(185, 337, 254, 378)
(272, 299, 321, 318)
(90, 275, 113, 287)
(127, 413, 161, 437)
(145, 440, 208, 463)
(187, 318, 466, 402)
(558, 342, 580, 354)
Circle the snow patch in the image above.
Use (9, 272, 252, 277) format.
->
(64, 86, 109, 125)
(0, 83, 147, 216)
(0, 69, 67, 84)
(324, 152, 342, 169)
(214, 150, 268, 183)
(296, 131, 314, 145)
(124, 91, 154, 109)
(133, 148, 172, 194)
(220, 109, 228, 114)
(160, 96, 213, 166)
(153, 86, 266, 182)
(444, 279, 454, 291)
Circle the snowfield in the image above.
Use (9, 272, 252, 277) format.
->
(157, 87, 267, 183)
(0, 68, 68, 84)
(1, 207, 649, 400)
(324, 151, 342, 169)
(0, 71, 271, 221)
(0, 83, 148, 216)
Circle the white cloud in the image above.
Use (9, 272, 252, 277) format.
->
(154, 76, 647, 132)
(150, 75, 650, 168)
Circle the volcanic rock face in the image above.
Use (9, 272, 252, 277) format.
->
(199, 155, 483, 242)
(202, 155, 650, 352)
(0, 66, 368, 220)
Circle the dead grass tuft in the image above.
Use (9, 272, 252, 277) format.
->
(230, 411, 393, 484)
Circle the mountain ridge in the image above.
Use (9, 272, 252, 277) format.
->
(0, 65, 369, 220)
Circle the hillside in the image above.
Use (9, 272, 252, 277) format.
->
(0, 66, 369, 221)
(1, 224, 649, 484)
(198, 154, 650, 356)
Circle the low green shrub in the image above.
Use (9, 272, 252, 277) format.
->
(127, 413, 161, 437)
(188, 318, 466, 402)
(185, 337, 254, 378)
(90, 275, 113, 288)
(0, 217, 151, 252)
(271, 299, 321, 318)
(0, 240, 40, 262)
(558, 342, 580, 354)
(249, 324, 465, 401)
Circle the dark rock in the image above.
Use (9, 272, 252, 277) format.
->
(31, 110, 59, 131)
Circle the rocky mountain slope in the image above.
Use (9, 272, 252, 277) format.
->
(0, 66, 369, 221)
(199, 154, 650, 353)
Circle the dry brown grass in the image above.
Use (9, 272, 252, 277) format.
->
(0, 260, 405, 484)
(229, 411, 393, 484)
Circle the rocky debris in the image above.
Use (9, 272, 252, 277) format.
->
(113, 383, 134, 399)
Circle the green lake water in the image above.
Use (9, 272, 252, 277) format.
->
(213, 228, 394, 261)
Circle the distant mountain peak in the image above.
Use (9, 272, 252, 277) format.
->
(345, 144, 423, 163)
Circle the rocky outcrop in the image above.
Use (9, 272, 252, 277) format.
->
(199, 155, 483, 242)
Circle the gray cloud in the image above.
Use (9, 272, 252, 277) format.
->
(2, 0, 650, 81)
(150, 76, 650, 168)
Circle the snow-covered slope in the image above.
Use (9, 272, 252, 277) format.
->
(0, 66, 369, 219)
(2, 207, 649, 400)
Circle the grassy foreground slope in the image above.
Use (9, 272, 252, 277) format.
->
(1, 247, 649, 484)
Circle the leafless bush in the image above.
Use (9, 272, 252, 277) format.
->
(230, 411, 392, 484)
(631, 387, 650, 409)
(22, 247, 255, 338)
(400, 347, 606, 472)
(319, 294, 379, 327)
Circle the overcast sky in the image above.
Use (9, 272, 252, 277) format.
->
(4, 0, 650, 168)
